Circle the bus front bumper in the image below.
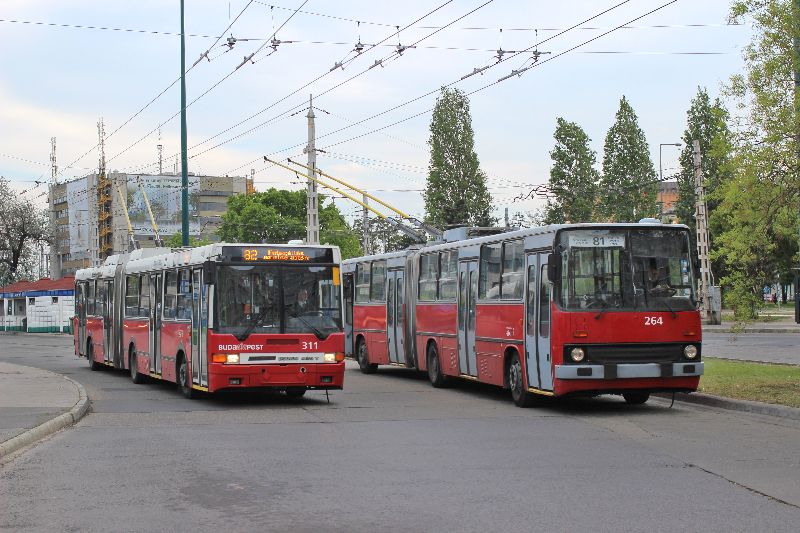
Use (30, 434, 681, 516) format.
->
(208, 361, 345, 392)
(555, 361, 704, 380)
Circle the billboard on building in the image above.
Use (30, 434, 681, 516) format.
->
(66, 178, 91, 262)
(126, 175, 201, 237)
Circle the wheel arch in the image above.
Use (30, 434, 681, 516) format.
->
(503, 345, 522, 389)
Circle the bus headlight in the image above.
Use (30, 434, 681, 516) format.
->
(324, 353, 336, 362)
(227, 353, 240, 364)
(570, 347, 586, 363)
(211, 353, 239, 364)
(684, 345, 698, 359)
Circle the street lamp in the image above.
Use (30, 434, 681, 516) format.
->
(659, 143, 682, 182)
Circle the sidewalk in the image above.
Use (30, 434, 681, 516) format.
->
(702, 311, 800, 334)
(0, 361, 89, 460)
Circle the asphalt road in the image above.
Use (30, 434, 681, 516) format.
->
(702, 331, 800, 365)
(1, 334, 799, 532)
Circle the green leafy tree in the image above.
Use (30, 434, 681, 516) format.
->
(164, 234, 213, 248)
(598, 96, 658, 222)
(544, 118, 599, 224)
(0, 177, 50, 285)
(424, 87, 494, 228)
(217, 189, 362, 258)
(709, 1, 800, 319)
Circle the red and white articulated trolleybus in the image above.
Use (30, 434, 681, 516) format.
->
(74, 243, 345, 398)
(341, 221, 703, 406)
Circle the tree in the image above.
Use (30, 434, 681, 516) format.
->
(598, 96, 658, 222)
(164, 234, 212, 248)
(424, 87, 494, 228)
(217, 188, 362, 259)
(709, 1, 800, 319)
(544, 118, 599, 224)
(0, 177, 50, 285)
(675, 87, 734, 281)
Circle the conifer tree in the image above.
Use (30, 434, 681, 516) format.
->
(544, 118, 599, 224)
(424, 87, 493, 227)
(598, 96, 657, 222)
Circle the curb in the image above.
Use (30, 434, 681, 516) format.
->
(0, 374, 90, 460)
(703, 327, 800, 334)
(655, 392, 800, 421)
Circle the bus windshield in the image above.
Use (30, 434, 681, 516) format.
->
(216, 264, 342, 338)
(557, 228, 696, 312)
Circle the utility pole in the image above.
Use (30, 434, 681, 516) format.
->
(48, 137, 60, 279)
(362, 194, 370, 255)
(180, 0, 189, 247)
(693, 140, 714, 324)
(794, 0, 800, 322)
(304, 94, 320, 244)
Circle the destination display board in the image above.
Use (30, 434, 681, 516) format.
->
(221, 245, 334, 263)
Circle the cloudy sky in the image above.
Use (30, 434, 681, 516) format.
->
(0, 0, 747, 224)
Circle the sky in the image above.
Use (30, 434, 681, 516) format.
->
(0, 0, 749, 226)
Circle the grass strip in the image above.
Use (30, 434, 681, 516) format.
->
(700, 357, 800, 409)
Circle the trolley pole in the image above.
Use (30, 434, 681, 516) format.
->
(180, 0, 189, 247)
(693, 140, 713, 324)
(305, 94, 320, 244)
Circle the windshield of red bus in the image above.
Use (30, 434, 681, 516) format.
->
(215, 264, 342, 338)
(556, 228, 696, 312)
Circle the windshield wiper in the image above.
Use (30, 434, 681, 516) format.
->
(237, 307, 269, 341)
(662, 298, 677, 319)
(593, 299, 610, 320)
(291, 312, 327, 340)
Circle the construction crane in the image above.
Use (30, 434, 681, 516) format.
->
(115, 184, 140, 251)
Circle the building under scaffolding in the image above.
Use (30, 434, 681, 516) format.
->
(48, 172, 252, 278)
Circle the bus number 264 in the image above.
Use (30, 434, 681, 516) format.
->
(644, 316, 664, 326)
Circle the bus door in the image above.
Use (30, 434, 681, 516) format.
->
(149, 273, 162, 375)
(343, 272, 354, 356)
(191, 269, 208, 387)
(457, 261, 478, 377)
(77, 282, 87, 356)
(386, 270, 405, 364)
(103, 280, 114, 364)
(525, 253, 553, 391)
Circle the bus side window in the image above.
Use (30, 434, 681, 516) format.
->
(355, 264, 370, 303)
(438, 251, 457, 301)
(501, 241, 524, 300)
(479, 243, 502, 300)
(87, 281, 96, 316)
(176, 269, 192, 319)
(125, 275, 140, 317)
(139, 275, 151, 316)
(164, 271, 178, 319)
(527, 266, 537, 336)
(419, 254, 438, 301)
(370, 261, 386, 302)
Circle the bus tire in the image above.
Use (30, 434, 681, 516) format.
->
(357, 339, 377, 374)
(177, 354, 195, 399)
(129, 347, 146, 384)
(426, 343, 448, 388)
(508, 351, 534, 407)
(285, 387, 306, 398)
(622, 391, 650, 405)
(87, 341, 101, 371)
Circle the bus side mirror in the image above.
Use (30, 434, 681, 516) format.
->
(203, 260, 215, 284)
(547, 253, 561, 283)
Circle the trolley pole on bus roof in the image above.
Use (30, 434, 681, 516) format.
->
(180, 0, 189, 247)
(305, 95, 320, 245)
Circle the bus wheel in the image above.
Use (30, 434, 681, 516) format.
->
(87, 342, 101, 371)
(427, 344, 448, 388)
(357, 339, 378, 374)
(622, 392, 650, 405)
(177, 355, 195, 399)
(508, 352, 534, 407)
(129, 349, 146, 384)
(285, 387, 306, 398)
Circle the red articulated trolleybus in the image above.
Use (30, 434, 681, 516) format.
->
(341, 221, 703, 406)
(73, 243, 345, 398)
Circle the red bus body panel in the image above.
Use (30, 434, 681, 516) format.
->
(415, 303, 457, 374)
(354, 305, 389, 365)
